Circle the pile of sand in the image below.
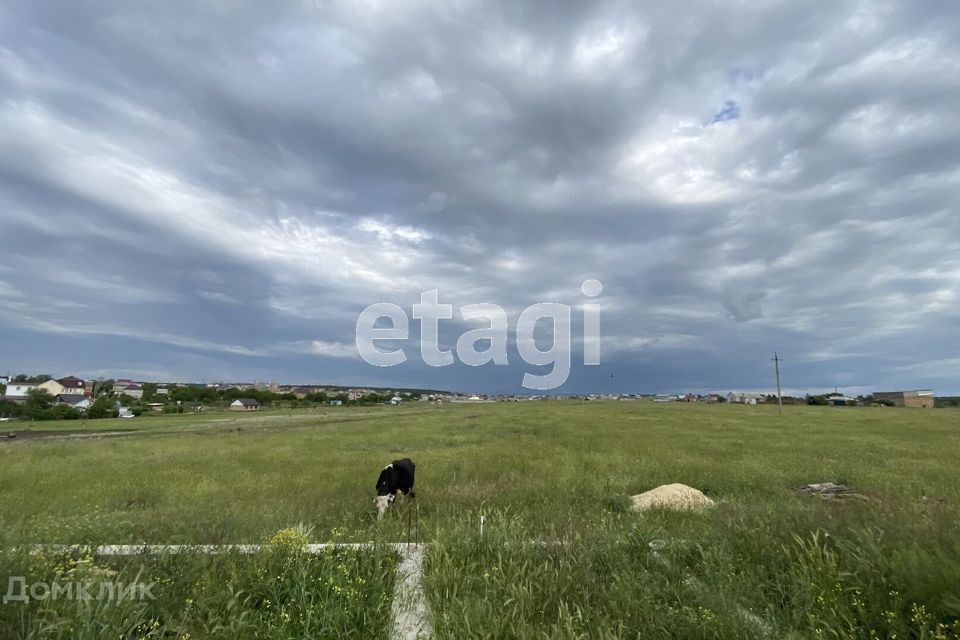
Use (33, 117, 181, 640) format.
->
(630, 483, 715, 513)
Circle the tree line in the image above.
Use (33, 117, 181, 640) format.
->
(0, 377, 420, 421)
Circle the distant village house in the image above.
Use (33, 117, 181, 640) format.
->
(38, 376, 86, 397)
(2, 382, 38, 403)
(826, 392, 856, 406)
(229, 398, 261, 411)
(727, 392, 767, 405)
(57, 395, 91, 411)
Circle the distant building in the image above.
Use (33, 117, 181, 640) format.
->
(57, 395, 91, 411)
(229, 398, 261, 411)
(727, 392, 767, 405)
(118, 384, 144, 400)
(58, 376, 86, 395)
(38, 379, 65, 396)
(3, 382, 38, 403)
(873, 390, 934, 408)
(826, 393, 856, 407)
(39, 376, 86, 397)
(654, 393, 676, 402)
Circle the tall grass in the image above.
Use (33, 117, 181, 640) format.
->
(424, 504, 960, 639)
(2, 402, 959, 636)
(0, 531, 397, 639)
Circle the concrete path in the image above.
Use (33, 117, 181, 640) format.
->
(391, 544, 433, 640)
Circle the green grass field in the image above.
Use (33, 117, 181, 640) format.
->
(1, 402, 959, 638)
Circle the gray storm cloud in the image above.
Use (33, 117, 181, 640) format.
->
(0, 0, 957, 394)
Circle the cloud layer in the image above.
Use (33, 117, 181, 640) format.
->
(1, 0, 958, 394)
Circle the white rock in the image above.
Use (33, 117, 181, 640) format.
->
(630, 483, 715, 513)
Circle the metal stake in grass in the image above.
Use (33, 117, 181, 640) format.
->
(406, 496, 412, 546)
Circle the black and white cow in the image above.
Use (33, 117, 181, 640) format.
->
(374, 458, 416, 519)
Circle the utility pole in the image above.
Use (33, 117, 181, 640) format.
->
(772, 353, 783, 414)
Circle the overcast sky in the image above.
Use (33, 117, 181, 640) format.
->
(1, 1, 958, 395)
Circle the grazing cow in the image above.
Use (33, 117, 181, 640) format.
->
(374, 458, 416, 520)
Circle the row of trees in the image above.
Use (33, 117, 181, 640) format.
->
(804, 394, 896, 406)
(155, 386, 413, 410)
(0, 390, 121, 421)
(5, 374, 53, 384)
(1, 374, 423, 421)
